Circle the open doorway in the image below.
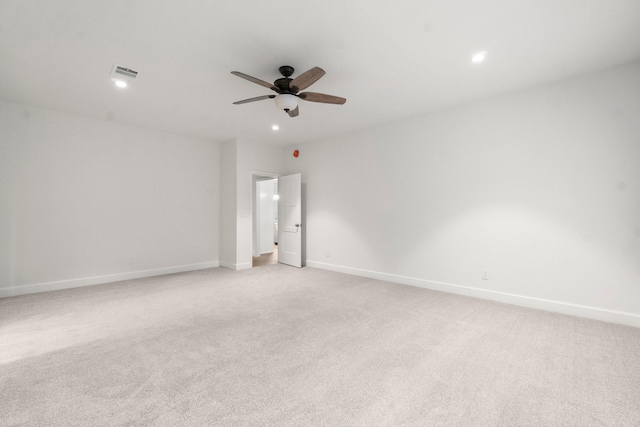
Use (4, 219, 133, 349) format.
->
(252, 175, 278, 267)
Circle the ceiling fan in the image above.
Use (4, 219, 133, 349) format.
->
(231, 65, 346, 117)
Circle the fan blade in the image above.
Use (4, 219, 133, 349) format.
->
(299, 92, 346, 105)
(231, 71, 280, 93)
(233, 95, 275, 105)
(287, 106, 299, 117)
(289, 67, 325, 91)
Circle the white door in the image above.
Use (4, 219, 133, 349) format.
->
(278, 173, 302, 268)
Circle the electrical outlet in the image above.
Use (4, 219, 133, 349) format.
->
(481, 269, 489, 280)
(130, 258, 136, 264)
(326, 251, 331, 258)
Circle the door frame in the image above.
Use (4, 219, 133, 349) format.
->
(251, 171, 280, 259)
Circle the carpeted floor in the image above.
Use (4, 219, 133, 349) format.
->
(1, 265, 640, 426)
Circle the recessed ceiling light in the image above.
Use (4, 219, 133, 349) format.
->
(114, 79, 127, 88)
(472, 51, 488, 63)
(272, 125, 279, 131)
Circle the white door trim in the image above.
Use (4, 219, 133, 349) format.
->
(251, 171, 280, 261)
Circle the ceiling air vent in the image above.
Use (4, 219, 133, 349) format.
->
(110, 64, 138, 81)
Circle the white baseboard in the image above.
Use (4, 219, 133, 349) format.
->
(0, 261, 220, 299)
(306, 260, 640, 329)
(219, 261, 252, 271)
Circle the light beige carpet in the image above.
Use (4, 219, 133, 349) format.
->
(1, 265, 639, 426)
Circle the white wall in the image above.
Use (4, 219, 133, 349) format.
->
(219, 140, 237, 268)
(0, 100, 221, 297)
(286, 61, 640, 327)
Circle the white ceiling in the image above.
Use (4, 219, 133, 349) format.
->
(2, 0, 640, 146)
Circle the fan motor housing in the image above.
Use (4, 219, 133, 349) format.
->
(275, 77, 295, 93)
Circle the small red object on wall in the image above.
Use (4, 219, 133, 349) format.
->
(293, 150, 299, 158)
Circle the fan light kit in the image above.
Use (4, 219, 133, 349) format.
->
(231, 65, 346, 118)
(274, 94, 298, 111)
